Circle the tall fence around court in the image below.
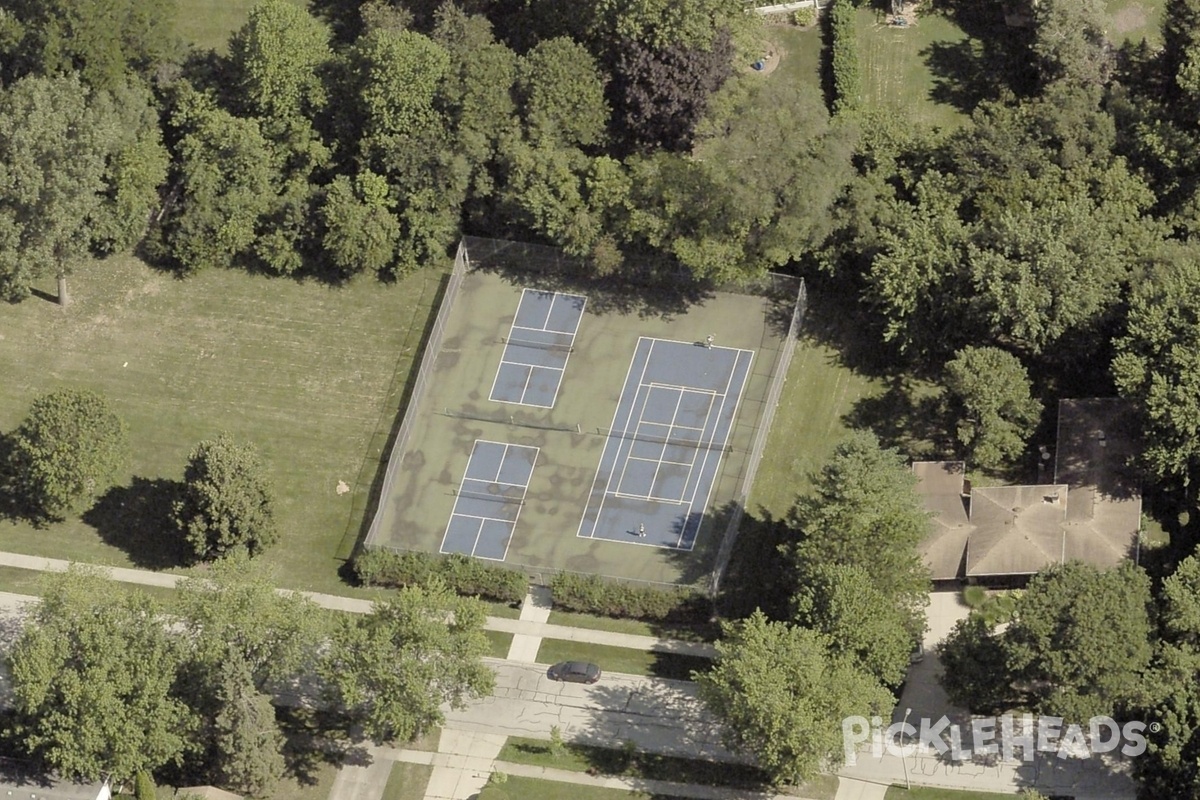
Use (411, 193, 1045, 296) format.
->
(363, 242, 469, 548)
(709, 278, 807, 596)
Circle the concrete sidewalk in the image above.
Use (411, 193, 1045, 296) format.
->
(0, 551, 714, 657)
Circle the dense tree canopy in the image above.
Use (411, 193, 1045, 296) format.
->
(5, 569, 194, 782)
(943, 346, 1042, 471)
(696, 610, 892, 784)
(321, 580, 495, 743)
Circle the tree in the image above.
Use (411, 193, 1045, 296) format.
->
(695, 610, 892, 784)
(586, 0, 746, 52)
(229, 0, 332, 134)
(1, 0, 177, 90)
(321, 172, 401, 276)
(173, 433, 277, 562)
(0, 74, 122, 302)
(1163, 554, 1200, 646)
(1112, 245, 1200, 483)
(942, 346, 1042, 471)
(211, 654, 286, 798)
(1031, 0, 1113, 86)
(1004, 561, 1153, 722)
(788, 430, 931, 623)
(937, 614, 1014, 713)
(1136, 643, 1200, 797)
(6, 387, 128, 521)
(516, 38, 610, 149)
(5, 568, 194, 781)
(321, 580, 495, 743)
(1162, 0, 1200, 114)
(626, 79, 853, 282)
(608, 29, 733, 153)
(164, 86, 277, 273)
(792, 563, 916, 688)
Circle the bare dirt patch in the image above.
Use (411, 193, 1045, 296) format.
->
(1112, 5, 1148, 35)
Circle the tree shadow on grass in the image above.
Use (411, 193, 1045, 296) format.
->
(82, 477, 189, 569)
(841, 377, 952, 459)
(276, 706, 372, 786)
(714, 510, 795, 622)
(920, 0, 1038, 113)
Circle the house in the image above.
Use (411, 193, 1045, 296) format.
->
(915, 399, 1141, 585)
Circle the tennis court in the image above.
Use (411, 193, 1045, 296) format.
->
(441, 440, 538, 560)
(363, 238, 804, 587)
(490, 289, 586, 408)
(577, 338, 753, 550)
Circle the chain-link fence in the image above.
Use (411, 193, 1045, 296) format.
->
(709, 278, 807, 595)
(363, 242, 469, 547)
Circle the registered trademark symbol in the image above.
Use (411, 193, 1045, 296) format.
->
(1150, 722, 1163, 733)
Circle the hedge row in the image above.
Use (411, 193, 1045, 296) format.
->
(353, 549, 528, 604)
(549, 572, 709, 622)
(829, 0, 861, 115)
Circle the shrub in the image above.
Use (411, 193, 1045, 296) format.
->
(353, 549, 527, 604)
(962, 584, 988, 608)
(134, 771, 156, 800)
(827, 0, 861, 115)
(549, 572, 709, 622)
(793, 6, 816, 26)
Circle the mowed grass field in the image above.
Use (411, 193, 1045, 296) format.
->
(174, 0, 307, 51)
(0, 256, 443, 593)
(856, 8, 970, 131)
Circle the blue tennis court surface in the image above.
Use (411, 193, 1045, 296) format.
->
(441, 440, 538, 560)
(577, 338, 754, 550)
(490, 289, 587, 408)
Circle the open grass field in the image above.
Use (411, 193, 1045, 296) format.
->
(856, 7, 970, 131)
(1106, 0, 1165, 45)
(0, 256, 442, 594)
(174, 0, 307, 51)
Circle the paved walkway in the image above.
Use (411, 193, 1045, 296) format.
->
(506, 587, 552, 662)
(833, 778, 886, 800)
(0, 551, 715, 657)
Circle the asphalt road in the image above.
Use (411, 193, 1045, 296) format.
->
(446, 658, 742, 762)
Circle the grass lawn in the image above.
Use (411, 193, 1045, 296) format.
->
(1105, 0, 1165, 45)
(545, 610, 717, 643)
(0, 565, 182, 604)
(486, 629, 514, 658)
(764, 24, 823, 91)
(497, 736, 772, 790)
(0, 255, 443, 595)
(486, 774, 680, 799)
(749, 308, 885, 517)
(884, 787, 1021, 799)
(857, 8, 970, 131)
(535, 638, 711, 681)
(381, 762, 434, 800)
(174, 0, 307, 51)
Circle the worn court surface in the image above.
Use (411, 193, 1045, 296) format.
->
(368, 267, 792, 585)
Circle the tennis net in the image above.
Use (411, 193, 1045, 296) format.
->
(502, 336, 574, 354)
(600, 427, 731, 452)
(454, 487, 526, 505)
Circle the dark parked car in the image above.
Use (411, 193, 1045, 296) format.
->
(548, 661, 601, 684)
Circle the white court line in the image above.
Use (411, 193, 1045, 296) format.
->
(440, 513, 484, 555)
(576, 337, 654, 539)
(612, 365, 668, 504)
(638, 335, 756, 358)
(462, 476, 531, 491)
(669, 389, 722, 499)
(488, 359, 527, 404)
(492, 443, 538, 561)
(674, 362, 741, 546)
(676, 349, 755, 550)
(641, 387, 687, 501)
(561, 293, 588, 336)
